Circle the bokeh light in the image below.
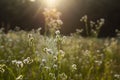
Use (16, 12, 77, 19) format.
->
(44, 0, 58, 8)
(29, 0, 35, 2)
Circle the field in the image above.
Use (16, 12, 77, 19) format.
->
(0, 28, 120, 80)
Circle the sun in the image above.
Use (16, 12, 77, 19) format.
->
(45, 0, 57, 8)
(30, 0, 35, 2)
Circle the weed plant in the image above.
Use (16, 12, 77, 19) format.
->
(0, 10, 120, 79)
(0, 28, 120, 80)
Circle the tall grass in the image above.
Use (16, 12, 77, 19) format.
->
(0, 28, 120, 80)
(0, 9, 120, 80)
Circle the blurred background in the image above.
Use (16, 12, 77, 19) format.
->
(0, 0, 120, 37)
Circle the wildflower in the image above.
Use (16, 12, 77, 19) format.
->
(100, 18, 105, 23)
(114, 74, 120, 79)
(23, 58, 29, 64)
(28, 34, 33, 38)
(12, 60, 17, 65)
(44, 48, 53, 54)
(53, 56, 57, 61)
(56, 19, 63, 25)
(0, 68, 5, 73)
(62, 36, 66, 43)
(43, 8, 62, 34)
(43, 48, 47, 52)
(0, 64, 6, 73)
(47, 49, 53, 54)
(37, 27, 42, 31)
(99, 18, 105, 26)
(49, 73, 56, 80)
(59, 73, 68, 80)
(56, 35, 60, 39)
(23, 57, 33, 64)
(53, 64, 58, 69)
(96, 50, 100, 53)
(12, 60, 23, 68)
(83, 50, 91, 57)
(80, 15, 88, 22)
(55, 30, 60, 35)
(104, 40, 109, 47)
(28, 33, 34, 46)
(37, 27, 42, 33)
(8, 38, 13, 42)
(49, 73, 55, 77)
(44, 66, 51, 71)
(95, 60, 102, 66)
(16, 61, 23, 68)
(63, 36, 66, 39)
(28, 37, 34, 46)
(76, 29, 83, 34)
(90, 21, 95, 27)
(71, 64, 77, 71)
(29, 37, 34, 43)
(16, 75, 23, 80)
(59, 50, 65, 57)
(42, 59, 46, 64)
(90, 21, 95, 25)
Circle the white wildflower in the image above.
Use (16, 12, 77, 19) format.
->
(71, 64, 77, 71)
(16, 75, 23, 80)
(55, 30, 60, 35)
(16, 61, 23, 68)
(23, 57, 33, 64)
(53, 64, 58, 69)
(0, 64, 6, 73)
(53, 56, 57, 62)
(12, 60, 17, 65)
(42, 59, 46, 64)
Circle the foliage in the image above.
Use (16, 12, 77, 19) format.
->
(0, 28, 120, 80)
(43, 8, 63, 36)
(79, 15, 105, 37)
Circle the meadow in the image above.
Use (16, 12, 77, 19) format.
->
(0, 8, 120, 80)
(0, 27, 120, 80)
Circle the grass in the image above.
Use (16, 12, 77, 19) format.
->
(0, 28, 120, 80)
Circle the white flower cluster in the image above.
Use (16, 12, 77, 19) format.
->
(49, 73, 56, 80)
(28, 34, 34, 46)
(114, 74, 120, 79)
(55, 30, 60, 35)
(80, 15, 88, 22)
(58, 73, 68, 80)
(23, 57, 33, 64)
(57, 50, 65, 58)
(12, 60, 23, 68)
(42, 59, 46, 64)
(43, 8, 63, 32)
(71, 64, 77, 71)
(97, 18, 105, 27)
(16, 75, 23, 80)
(12, 57, 33, 68)
(43, 48, 53, 54)
(0, 64, 6, 73)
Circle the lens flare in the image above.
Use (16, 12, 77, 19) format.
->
(30, 0, 35, 2)
(45, 0, 57, 7)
